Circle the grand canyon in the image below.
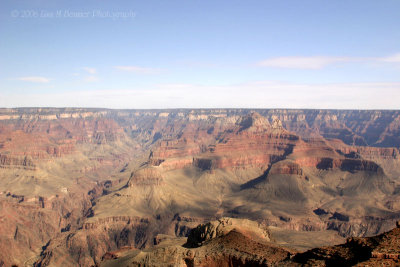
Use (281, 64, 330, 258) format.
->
(0, 108, 399, 266)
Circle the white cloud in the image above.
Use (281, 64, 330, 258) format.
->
(83, 67, 97, 74)
(379, 53, 400, 63)
(84, 76, 99, 82)
(258, 56, 351, 69)
(18, 76, 50, 83)
(114, 66, 161, 74)
(176, 60, 218, 68)
(257, 53, 400, 69)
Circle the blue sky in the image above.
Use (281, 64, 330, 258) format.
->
(0, 0, 399, 109)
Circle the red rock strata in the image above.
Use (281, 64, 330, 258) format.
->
(0, 108, 399, 266)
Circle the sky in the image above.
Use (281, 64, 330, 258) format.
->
(0, 0, 399, 109)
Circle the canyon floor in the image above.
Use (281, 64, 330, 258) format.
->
(0, 108, 399, 266)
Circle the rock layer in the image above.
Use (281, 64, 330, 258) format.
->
(0, 108, 399, 266)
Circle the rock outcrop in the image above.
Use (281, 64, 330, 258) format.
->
(101, 218, 400, 266)
(102, 218, 291, 267)
(185, 217, 270, 248)
(128, 168, 164, 187)
(293, 220, 400, 266)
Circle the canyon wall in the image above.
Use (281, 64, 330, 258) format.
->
(0, 108, 399, 266)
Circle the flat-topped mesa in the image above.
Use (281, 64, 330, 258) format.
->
(269, 160, 304, 176)
(148, 145, 197, 170)
(149, 139, 201, 159)
(211, 117, 298, 169)
(148, 113, 300, 171)
(127, 167, 164, 187)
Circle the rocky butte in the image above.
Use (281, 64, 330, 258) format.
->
(0, 108, 399, 266)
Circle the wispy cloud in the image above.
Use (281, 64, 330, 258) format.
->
(83, 67, 97, 74)
(84, 76, 99, 82)
(18, 76, 50, 83)
(379, 53, 400, 63)
(175, 60, 219, 68)
(114, 65, 161, 74)
(257, 56, 351, 69)
(257, 53, 400, 69)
